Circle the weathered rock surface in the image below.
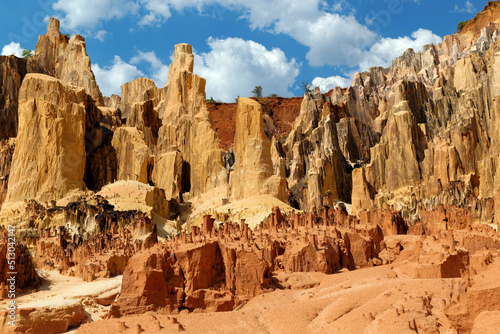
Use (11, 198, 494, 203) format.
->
(0, 227, 40, 293)
(0, 56, 27, 139)
(231, 98, 286, 201)
(155, 44, 227, 200)
(112, 127, 150, 184)
(5, 74, 89, 203)
(5, 6, 500, 333)
(0, 299, 86, 334)
(0, 140, 14, 206)
(30, 18, 104, 106)
(107, 206, 386, 316)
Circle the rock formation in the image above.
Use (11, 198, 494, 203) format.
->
(5, 74, 89, 203)
(155, 44, 227, 200)
(3, 4, 500, 333)
(107, 206, 385, 316)
(231, 98, 286, 201)
(0, 56, 27, 139)
(29, 18, 104, 106)
(112, 127, 150, 184)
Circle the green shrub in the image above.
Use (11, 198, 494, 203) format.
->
(22, 49, 33, 58)
(252, 86, 263, 98)
(457, 21, 468, 32)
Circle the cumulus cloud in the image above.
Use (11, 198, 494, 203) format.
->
(91, 38, 298, 101)
(55, 0, 444, 97)
(130, 50, 169, 86)
(1, 42, 23, 57)
(52, 0, 139, 31)
(453, 1, 476, 14)
(92, 55, 144, 96)
(94, 30, 110, 42)
(138, 0, 173, 26)
(194, 37, 300, 102)
(52, 0, 442, 72)
(312, 75, 351, 93)
(358, 29, 442, 71)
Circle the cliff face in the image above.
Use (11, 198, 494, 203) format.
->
(2, 11, 500, 227)
(155, 44, 227, 200)
(5, 74, 89, 203)
(0, 56, 26, 140)
(5, 8, 500, 333)
(346, 22, 500, 226)
(29, 18, 104, 106)
(231, 98, 286, 201)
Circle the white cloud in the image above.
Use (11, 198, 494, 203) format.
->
(52, 0, 139, 31)
(312, 75, 351, 93)
(52, 0, 442, 73)
(130, 50, 169, 86)
(274, 12, 376, 67)
(138, 0, 173, 26)
(93, 30, 109, 41)
(90, 38, 298, 101)
(1, 42, 23, 57)
(453, 1, 476, 14)
(358, 29, 442, 71)
(194, 37, 300, 102)
(92, 56, 144, 96)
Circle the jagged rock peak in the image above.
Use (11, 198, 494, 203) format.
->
(46, 17, 61, 37)
(169, 43, 194, 79)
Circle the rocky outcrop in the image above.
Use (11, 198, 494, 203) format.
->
(120, 77, 164, 120)
(5, 74, 90, 203)
(155, 44, 227, 200)
(231, 98, 286, 201)
(16, 195, 160, 282)
(107, 206, 385, 316)
(152, 151, 183, 200)
(284, 91, 352, 211)
(0, 227, 40, 292)
(0, 140, 14, 206)
(29, 18, 104, 106)
(0, 299, 86, 334)
(112, 127, 150, 184)
(0, 56, 27, 139)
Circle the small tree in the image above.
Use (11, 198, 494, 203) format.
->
(252, 86, 263, 98)
(268, 93, 279, 97)
(457, 21, 468, 32)
(22, 49, 33, 58)
(300, 80, 313, 94)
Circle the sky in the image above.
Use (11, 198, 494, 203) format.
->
(0, 0, 489, 102)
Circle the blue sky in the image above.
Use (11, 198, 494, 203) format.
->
(0, 0, 488, 102)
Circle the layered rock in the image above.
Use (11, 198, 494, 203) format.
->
(155, 44, 227, 200)
(0, 56, 27, 139)
(231, 98, 286, 201)
(5, 74, 90, 203)
(284, 91, 353, 211)
(0, 140, 14, 206)
(112, 127, 150, 184)
(29, 18, 104, 105)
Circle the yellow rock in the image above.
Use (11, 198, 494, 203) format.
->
(231, 98, 286, 201)
(5, 74, 88, 203)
